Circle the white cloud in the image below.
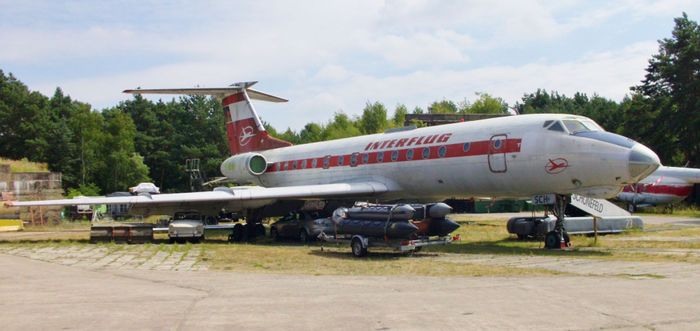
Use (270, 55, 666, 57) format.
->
(364, 30, 473, 68)
(271, 41, 658, 130)
(3, 0, 698, 132)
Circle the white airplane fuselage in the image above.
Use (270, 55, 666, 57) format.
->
(222, 114, 660, 202)
(7, 84, 663, 219)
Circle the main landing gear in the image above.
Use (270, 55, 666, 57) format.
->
(544, 194, 571, 249)
(228, 209, 266, 242)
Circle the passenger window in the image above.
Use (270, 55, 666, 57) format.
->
(362, 153, 369, 164)
(492, 139, 503, 150)
(312, 158, 318, 168)
(391, 150, 399, 162)
(377, 152, 384, 163)
(439, 146, 447, 158)
(463, 142, 471, 152)
(338, 155, 344, 166)
(350, 153, 359, 167)
(323, 155, 330, 169)
(422, 147, 430, 159)
(406, 149, 414, 160)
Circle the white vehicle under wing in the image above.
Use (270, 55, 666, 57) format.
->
(5, 182, 388, 216)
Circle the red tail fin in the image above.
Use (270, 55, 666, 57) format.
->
(222, 90, 292, 155)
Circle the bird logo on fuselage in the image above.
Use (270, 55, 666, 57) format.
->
(239, 126, 256, 146)
(545, 158, 568, 174)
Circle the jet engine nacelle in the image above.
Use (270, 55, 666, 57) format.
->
(221, 153, 268, 184)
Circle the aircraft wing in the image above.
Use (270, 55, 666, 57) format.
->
(5, 182, 388, 208)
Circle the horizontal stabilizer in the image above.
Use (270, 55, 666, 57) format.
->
(123, 81, 287, 103)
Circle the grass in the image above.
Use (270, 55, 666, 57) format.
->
(22, 220, 92, 232)
(0, 157, 49, 173)
(421, 216, 700, 264)
(3, 213, 700, 276)
(638, 205, 700, 218)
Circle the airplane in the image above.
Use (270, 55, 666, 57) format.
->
(4, 81, 661, 247)
(618, 166, 700, 212)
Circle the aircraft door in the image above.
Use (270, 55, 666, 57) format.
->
(488, 134, 507, 173)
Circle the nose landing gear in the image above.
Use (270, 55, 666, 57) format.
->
(544, 194, 571, 249)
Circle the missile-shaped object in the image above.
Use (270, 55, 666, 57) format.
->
(346, 204, 415, 221)
(410, 202, 452, 219)
(426, 217, 460, 236)
(427, 202, 452, 218)
(413, 217, 461, 236)
(335, 218, 419, 239)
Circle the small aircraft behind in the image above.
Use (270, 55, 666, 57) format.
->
(5, 82, 661, 247)
(618, 166, 700, 211)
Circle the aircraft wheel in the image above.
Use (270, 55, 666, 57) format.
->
(254, 223, 265, 237)
(299, 230, 309, 244)
(544, 231, 559, 249)
(351, 237, 367, 257)
(544, 231, 570, 249)
(412, 246, 422, 253)
(270, 227, 280, 241)
(191, 234, 204, 244)
(229, 224, 244, 242)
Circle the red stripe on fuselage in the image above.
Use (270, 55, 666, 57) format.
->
(266, 138, 522, 173)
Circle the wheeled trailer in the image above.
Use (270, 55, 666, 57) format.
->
(318, 232, 453, 257)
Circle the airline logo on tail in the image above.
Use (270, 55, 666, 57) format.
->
(222, 88, 292, 155)
(239, 126, 256, 146)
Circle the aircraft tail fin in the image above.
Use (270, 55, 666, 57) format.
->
(124, 82, 293, 155)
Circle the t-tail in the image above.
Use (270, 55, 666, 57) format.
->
(123, 81, 293, 155)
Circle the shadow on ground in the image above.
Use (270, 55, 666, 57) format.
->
(426, 238, 612, 257)
(307, 248, 440, 260)
(0, 233, 610, 258)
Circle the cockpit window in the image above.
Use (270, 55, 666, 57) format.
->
(562, 119, 600, 134)
(581, 119, 603, 131)
(542, 120, 553, 128)
(574, 131, 635, 148)
(548, 121, 565, 132)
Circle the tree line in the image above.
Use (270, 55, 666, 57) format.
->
(0, 13, 698, 195)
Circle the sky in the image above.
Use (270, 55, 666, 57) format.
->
(1, 0, 699, 131)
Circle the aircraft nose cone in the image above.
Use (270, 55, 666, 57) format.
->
(628, 143, 660, 181)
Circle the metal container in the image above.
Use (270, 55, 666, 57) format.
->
(89, 223, 153, 243)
